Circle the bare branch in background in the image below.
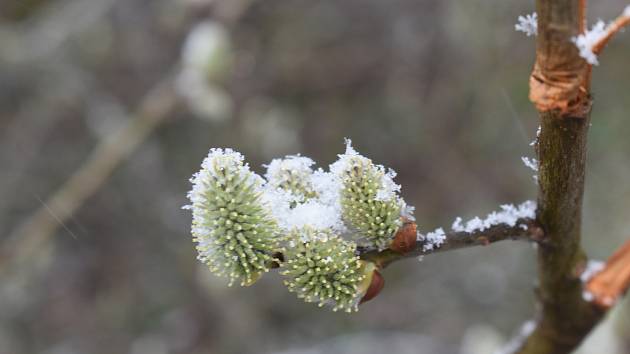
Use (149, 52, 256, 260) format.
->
(0, 75, 179, 276)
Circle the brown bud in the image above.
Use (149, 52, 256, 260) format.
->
(360, 270, 384, 304)
(390, 221, 417, 254)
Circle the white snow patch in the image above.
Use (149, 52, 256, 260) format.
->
(261, 184, 345, 234)
(521, 157, 539, 172)
(580, 259, 606, 303)
(515, 12, 538, 36)
(264, 155, 315, 189)
(185, 148, 263, 210)
(530, 125, 541, 147)
(580, 259, 605, 283)
(376, 168, 401, 201)
(401, 203, 416, 221)
(261, 166, 347, 234)
(451, 201, 536, 233)
(422, 227, 447, 252)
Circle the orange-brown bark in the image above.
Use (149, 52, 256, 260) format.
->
(586, 239, 630, 308)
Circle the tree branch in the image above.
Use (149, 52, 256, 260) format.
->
(359, 218, 541, 269)
(513, 113, 603, 354)
(585, 239, 630, 309)
(0, 75, 179, 276)
(592, 7, 630, 55)
(511, 1, 616, 352)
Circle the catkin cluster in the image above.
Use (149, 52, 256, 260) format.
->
(185, 140, 412, 311)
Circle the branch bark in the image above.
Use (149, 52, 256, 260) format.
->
(515, 114, 603, 354)
(528, 0, 589, 116)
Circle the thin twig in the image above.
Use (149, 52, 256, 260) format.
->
(360, 218, 541, 269)
(585, 239, 630, 309)
(592, 8, 630, 55)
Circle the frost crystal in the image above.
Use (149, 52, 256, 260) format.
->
(451, 201, 536, 233)
(186, 149, 281, 286)
(422, 227, 447, 252)
(521, 157, 539, 172)
(515, 12, 538, 36)
(281, 227, 370, 312)
(530, 125, 541, 146)
(330, 139, 407, 250)
(574, 21, 607, 65)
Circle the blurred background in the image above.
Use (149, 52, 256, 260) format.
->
(1, 0, 630, 353)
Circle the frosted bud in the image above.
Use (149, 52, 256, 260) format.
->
(330, 139, 407, 250)
(185, 148, 281, 286)
(280, 227, 373, 312)
(265, 155, 317, 203)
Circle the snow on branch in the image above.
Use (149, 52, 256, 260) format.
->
(515, 12, 538, 37)
(574, 5, 630, 65)
(360, 203, 541, 269)
(451, 201, 536, 234)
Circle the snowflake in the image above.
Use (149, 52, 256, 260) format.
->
(515, 12, 538, 37)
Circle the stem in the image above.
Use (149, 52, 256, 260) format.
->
(528, 0, 589, 116)
(515, 113, 603, 354)
(592, 10, 630, 55)
(514, 1, 606, 352)
(360, 218, 540, 269)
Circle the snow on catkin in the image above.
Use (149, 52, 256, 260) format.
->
(185, 148, 281, 286)
(330, 139, 409, 250)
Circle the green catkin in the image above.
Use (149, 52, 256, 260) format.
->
(334, 150, 404, 250)
(265, 155, 318, 203)
(187, 149, 281, 286)
(281, 227, 370, 312)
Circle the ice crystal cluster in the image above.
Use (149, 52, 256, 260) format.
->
(185, 140, 410, 311)
(451, 201, 536, 233)
(573, 5, 630, 65)
(515, 12, 538, 37)
(574, 21, 607, 65)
